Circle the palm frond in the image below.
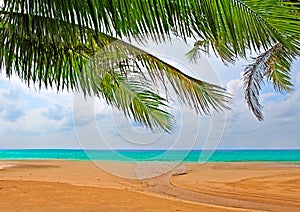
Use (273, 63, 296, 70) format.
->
(186, 40, 210, 64)
(243, 0, 300, 46)
(186, 0, 300, 120)
(188, 0, 300, 64)
(0, 4, 231, 132)
(90, 40, 232, 116)
(91, 70, 175, 133)
(0, 9, 177, 132)
(266, 48, 296, 94)
(243, 43, 296, 121)
(2, 0, 297, 126)
(1, 0, 206, 41)
(4, 0, 299, 63)
(0, 11, 116, 91)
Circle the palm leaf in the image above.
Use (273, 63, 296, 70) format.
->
(243, 43, 297, 121)
(187, 0, 300, 120)
(188, 0, 300, 63)
(96, 71, 175, 133)
(2, 0, 298, 125)
(1, 0, 204, 41)
(0, 2, 231, 132)
(88, 40, 232, 115)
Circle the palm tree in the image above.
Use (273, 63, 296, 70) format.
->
(0, 0, 299, 132)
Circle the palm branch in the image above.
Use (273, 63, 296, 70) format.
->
(186, 0, 300, 120)
(0, 0, 232, 132)
(1, 0, 299, 127)
(243, 43, 294, 120)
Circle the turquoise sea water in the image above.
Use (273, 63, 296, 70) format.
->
(0, 149, 299, 162)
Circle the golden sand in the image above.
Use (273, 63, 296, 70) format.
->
(0, 161, 299, 211)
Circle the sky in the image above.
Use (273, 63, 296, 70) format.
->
(0, 37, 299, 150)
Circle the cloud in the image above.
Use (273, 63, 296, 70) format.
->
(220, 69, 300, 149)
(60, 114, 75, 132)
(264, 72, 300, 124)
(0, 78, 80, 141)
(1, 106, 24, 122)
(0, 88, 25, 122)
(2, 88, 21, 100)
(41, 104, 65, 121)
(296, 72, 300, 85)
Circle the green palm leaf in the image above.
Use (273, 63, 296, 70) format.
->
(187, 0, 300, 62)
(0, 2, 231, 132)
(88, 40, 232, 115)
(187, 0, 300, 120)
(1, 0, 299, 127)
(97, 71, 175, 132)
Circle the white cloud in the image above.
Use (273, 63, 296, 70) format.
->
(219, 68, 300, 149)
(41, 104, 65, 121)
(0, 77, 77, 147)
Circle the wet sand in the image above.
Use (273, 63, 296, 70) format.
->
(0, 160, 299, 211)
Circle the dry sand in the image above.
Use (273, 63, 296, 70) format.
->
(0, 160, 299, 211)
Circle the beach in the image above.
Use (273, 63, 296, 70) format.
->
(0, 161, 299, 211)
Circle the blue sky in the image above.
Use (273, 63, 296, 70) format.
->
(0, 38, 299, 149)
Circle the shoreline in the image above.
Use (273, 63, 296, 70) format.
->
(1, 158, 300, 163)
(1, 160, 299, 211)
(1, 149, 299, 164)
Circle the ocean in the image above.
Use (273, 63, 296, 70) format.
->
(0, 149, 299, 162)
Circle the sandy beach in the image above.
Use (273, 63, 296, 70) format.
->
(0, 161, 299, 211)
